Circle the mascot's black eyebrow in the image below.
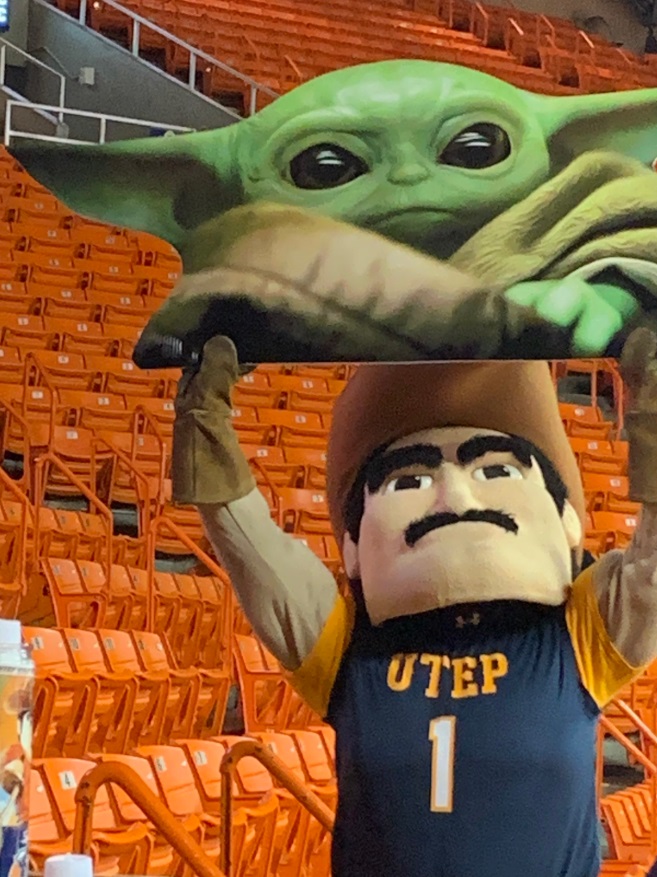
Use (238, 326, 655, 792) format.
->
(365, 444, 443, 493)
(456, 434, 534, 467)
(365, 434, 536, 495)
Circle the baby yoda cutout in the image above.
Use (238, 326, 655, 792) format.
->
(10, 59, 657, 365)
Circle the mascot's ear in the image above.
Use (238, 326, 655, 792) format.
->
(342, 532, 360, 579)
(527, 87, 657, 171)
(561, 500, 583, 550)
(8, 127, 242, 249)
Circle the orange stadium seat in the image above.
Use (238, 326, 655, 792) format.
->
(40, 558, 107, 629)
(134, 744, 222, 862)
(258, 408, 327, 450)
(132, 630, 201, 741)
(582, 473, 639, 516)
(93, 752, 181, 876)
(24, 625, 96, 758)
(26, 350, 91, 391)
(275, 488, 332, 536)
(177, 734, 279, 877)
(58, 390, 133, 433)
(103, 564, 140, 630)
(0, 344, 24, 383)
(36, 756, 153, 875)
(60, 626, 138, 753)
(257, 731, 325, 875)
(234, 634, 299, 733)
(98, 628, 169, 748)
(84, 355, 168, 397)
(28, 768, 72, 868)
(193, 571, 234, 670)
(590, 512, 639, 551)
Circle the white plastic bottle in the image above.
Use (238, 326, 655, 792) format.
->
(0, 619, 34, 877)
(44, 854, 94, 877)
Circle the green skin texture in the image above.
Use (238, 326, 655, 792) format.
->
(10, 59, 657, 356)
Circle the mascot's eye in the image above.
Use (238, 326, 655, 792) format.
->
(289, 144, 368, 189)
(384, 474, 434, 494)
(472, 464, 523, 482)
(439, 124, 511, 169)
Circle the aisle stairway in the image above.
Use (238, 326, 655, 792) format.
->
(48, 0, 657, 113)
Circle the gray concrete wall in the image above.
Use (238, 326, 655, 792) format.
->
(23, 0, 237, 141)
(4, 0, 30, 57)
(480, 0, 645, 54)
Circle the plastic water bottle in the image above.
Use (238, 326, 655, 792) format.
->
(44, 854, 94, 877)
(0, 620, 33, 877)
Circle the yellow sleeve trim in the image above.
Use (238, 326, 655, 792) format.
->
(288, 592, 355, 718)
(566, 565, 643, 708)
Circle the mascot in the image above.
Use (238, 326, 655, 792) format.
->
(165, 330, 657, 877)
(11, 59, 657, 876)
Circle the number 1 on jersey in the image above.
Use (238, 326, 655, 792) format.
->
(429, 716, 456, 813)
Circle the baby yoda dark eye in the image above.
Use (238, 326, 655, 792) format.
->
(439, 123, 511, 170)
(289, 144, 368, 189)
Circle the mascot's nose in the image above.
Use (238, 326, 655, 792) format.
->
(430, 465, 478, 515)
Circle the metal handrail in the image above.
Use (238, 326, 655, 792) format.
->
(505, 17, 525, 58)
(72, 0, 278, 116)
(0, 38, 66, 120)
(73, 761, 226, 877)
(4, 98, 194, 145)
(599, 700, 657, 858)
(219, 738, 335, 876)
(472, 2, 490, 46)
(0, 466, 29, 591)
(575, 28, 595, 57)
(148, 516, 233, 668)
(32, 451, 114, 581)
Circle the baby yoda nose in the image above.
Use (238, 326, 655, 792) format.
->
(387, 162, 431, 186)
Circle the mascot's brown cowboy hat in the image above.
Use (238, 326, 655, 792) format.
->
(326, 360, 585, 552)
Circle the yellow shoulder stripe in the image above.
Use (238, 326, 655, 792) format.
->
(565, 565, 643, 708)
(288, 591, 355, 718)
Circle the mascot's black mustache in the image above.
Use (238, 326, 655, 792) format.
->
(405, 509, 519, 547)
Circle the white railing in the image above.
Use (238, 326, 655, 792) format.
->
(4, 98, 194, 145)
(0, 38, 66, 120)
(64, 0, 279, 116)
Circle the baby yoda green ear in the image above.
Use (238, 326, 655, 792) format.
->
(527, 87, 657, 170)
(9, 126, 242, 249)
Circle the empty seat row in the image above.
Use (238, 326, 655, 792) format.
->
(26, 625, 231, 756)
(31, 726, 336, 876)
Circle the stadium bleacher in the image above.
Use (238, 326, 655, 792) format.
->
(5, 1, 657, 874)
(50, 0, 657, 113)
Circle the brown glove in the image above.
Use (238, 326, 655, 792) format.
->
(620, 327, 657, 504)
(172, 335, 255, 506)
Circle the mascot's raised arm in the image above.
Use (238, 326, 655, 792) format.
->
(170, 330, 657, 877)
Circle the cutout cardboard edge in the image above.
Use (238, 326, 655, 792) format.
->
(8, 59, 657, 367)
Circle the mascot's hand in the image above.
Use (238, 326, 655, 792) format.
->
(172, 335, 255, 506)
(504, 278, 639, 357)
(621, 327, 657, 505)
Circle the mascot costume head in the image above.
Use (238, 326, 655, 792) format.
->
(326, 360, 585, 623)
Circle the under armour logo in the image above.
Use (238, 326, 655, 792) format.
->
(456, 612, 481, 628)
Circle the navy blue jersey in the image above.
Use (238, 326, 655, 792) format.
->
(291, 567, 641, 877)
